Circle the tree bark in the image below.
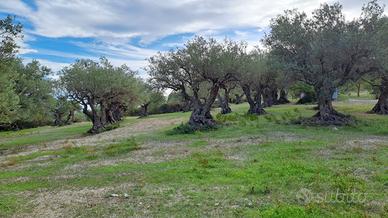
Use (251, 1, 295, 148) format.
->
(67, 110, 75, 124)
(242, 85, 266, 115)
(218, 88, 232, 114)
(278, 89, 290, 104)
(189, 107, 215, 128)
(356, 83, 361, 97)
(140, 102, 150, 117)
(370, 78, 388, 115)
(263, 87, 278, 107)
(54, 111, 64, 126)
(85, 99, 106, 134)
(305, 85, 352, 125)
(188, 85, 219, 129)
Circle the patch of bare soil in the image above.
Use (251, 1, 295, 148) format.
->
(14, 184, 235, 218)
(316, 136, 388, 159)
(14, 188, 112, 218)
(90, 132, 298, 165)
(0, 118, 184, 164)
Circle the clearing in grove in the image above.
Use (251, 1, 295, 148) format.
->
(0, 100, 387, 217)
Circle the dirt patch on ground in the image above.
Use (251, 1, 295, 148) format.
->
(0, 118, 184, 163)
(77, 132, 298, 167)
(316, 136, 388, 159)
(14, 188, 112, 218)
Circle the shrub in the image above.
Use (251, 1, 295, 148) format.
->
(167, 122, 218, 135)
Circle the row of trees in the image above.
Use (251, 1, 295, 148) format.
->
(0, 16, 60, 129)
(1, 1, 387, 133)
(0, 16, 166, 132)
(60, 58, 143, 133)
(149, 0, 387, 128)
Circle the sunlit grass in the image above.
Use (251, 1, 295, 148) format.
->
(0, 100, 387, 217)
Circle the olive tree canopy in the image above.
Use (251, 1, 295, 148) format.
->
(148, 36, 244, 129)
(265, 2, 378, 125)
(60, 57, 140, 133)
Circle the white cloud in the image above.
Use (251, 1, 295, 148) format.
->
(2, 0, 385, 41)
(2, 0, 388, 78)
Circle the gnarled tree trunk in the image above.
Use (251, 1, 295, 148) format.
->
(242, 85, 266, 115)
(140, 102, 150, 117)
(278, 89, 290, 104)
(263, 87, 278, 107)
(218, 88, 232, 114)
(189, 107, 215, 128)
(370, 77, 388, 115)
(53, 110, 64, 126)
(305, 85, 352, 125)
(82, 99, 106, 134)
(188, 85, 219, 129)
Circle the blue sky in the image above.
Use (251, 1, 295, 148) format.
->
(0, 0, 387, 77)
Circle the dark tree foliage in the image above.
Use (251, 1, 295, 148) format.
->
(14, 60, 55, 128)
(0, 16, 23, 128)
(366, 2, 388, 114)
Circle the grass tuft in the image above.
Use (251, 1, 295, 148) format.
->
(103, 137, 139, 156)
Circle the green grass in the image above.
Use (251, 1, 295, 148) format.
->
(0, 117, 138, 152)
(0, 101, 387, 217)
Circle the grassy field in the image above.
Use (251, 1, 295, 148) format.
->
(0, 100, 387, 217)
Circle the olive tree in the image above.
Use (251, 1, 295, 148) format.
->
(217, 82, 237, 114)
(148, 36, 243, 129)
(265, 3, 376, 125)
(367, 2, 388, 114)
(60, 58, 140, 133)
(370, 18, 388, 114)
(237, 49, 274, 115)
(14, 60, 55, 128)
(138, 82, 165, 117)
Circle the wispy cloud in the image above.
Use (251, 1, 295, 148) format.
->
(3, 0, 380, 41)
(1, 0, 387, 76)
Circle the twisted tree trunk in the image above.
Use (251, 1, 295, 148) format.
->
(82, 99, 106, 134)
(188, 85, 219, 129)
(53, 110, 64, 126)
(218, 88, 232, 114)
(242, 85, 266, 115)
(64, 110, 75, 124)
(305, 85, 352, 125)
(140, 102, 150, 117)
(263, 87, 278, 107)
(370, 77, 388, 115)
(278, 89, 290, 104)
